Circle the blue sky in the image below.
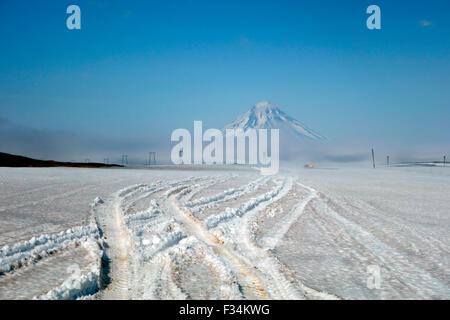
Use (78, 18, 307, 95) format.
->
(0, 0, 449, 162)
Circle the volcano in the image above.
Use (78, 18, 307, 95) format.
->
(223, 101, 325, 160)
(224, 101, 325, 140)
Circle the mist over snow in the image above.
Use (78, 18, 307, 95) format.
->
(1, 101, 449, 166)
(0, 117, 169, 164)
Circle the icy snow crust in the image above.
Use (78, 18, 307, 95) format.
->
(34, 239, 102, 300)
(0, 216, 103, 299)
(0, 166, 449, 299)
(0, 224, 100, 275)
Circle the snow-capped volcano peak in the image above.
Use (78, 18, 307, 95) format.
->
(224, 101, 325, 140)
(254, 101, 275, 111)
(250, 101, 279, 122)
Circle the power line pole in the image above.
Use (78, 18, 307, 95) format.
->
(121, 155, 128, 166)
(372, 148, 375, 169)
(387, 155, 390, 166)
(148, 152, 156, 166)
(444, 155, 446, 167)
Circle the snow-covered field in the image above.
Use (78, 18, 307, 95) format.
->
(0, 165, 448, 299)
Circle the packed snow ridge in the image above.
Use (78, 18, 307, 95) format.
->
(0, 224, 101, 275)
(34, 239, 103, 300)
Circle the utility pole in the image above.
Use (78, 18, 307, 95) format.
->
(148, 152, 156, 166)
(372, 148, 375, 169)
(444, 155, 446, 167)
(121, 155, 128, 166)
(387, 155, 390, 166)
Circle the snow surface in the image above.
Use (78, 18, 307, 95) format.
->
(0, 165, 449, 299)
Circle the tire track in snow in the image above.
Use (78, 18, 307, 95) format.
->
(204, 178, 285, 230)
(345, 197, 448, 257)
(170, 177, 314, 300)
(121, 177, 207, 215)
(169, 195, 270, 299)
(94, 186, 137, 300)
(184, 176, 269, 213)
(179, 175, 236, 204)
(33, 176, 333, 300)
(218, 177, 306, 300)
(95, 177, 212, 299)
(261, 182, 318, 250)
(224, 178, 339, 300)
(309, 186, 450, 298)
(123, 176, 231, 299)
(0, 245, 94, 300)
